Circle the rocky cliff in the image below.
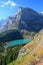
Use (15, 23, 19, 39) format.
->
(8, 29, 43, 65)
(0, 7, 43, 32)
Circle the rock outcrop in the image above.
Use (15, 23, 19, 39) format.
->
(11, 29, 43, 65)
(0, 7, 43, 32)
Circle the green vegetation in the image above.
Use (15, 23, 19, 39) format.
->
(20, 30, 36, 38)
(0, 29, 23, 43)
(7, 30, 43, 65)
(0, 29, 36, 65)
(0, 44, 25, 65)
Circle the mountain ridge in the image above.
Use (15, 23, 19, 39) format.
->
(0, 7, 43, 32)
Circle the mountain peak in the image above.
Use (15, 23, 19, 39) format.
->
(0, 7, 43, 32)
(18, 7, 38, 13)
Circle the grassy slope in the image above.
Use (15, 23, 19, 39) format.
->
(8, 29, 43, 65)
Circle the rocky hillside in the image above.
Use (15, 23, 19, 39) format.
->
(8, 29, 43, 65)
(0, 7, 43, 32)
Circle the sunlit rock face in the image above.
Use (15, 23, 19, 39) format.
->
(0, 7, 43, 32)
(16, 29, 43, 65)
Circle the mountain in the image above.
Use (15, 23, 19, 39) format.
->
(0, 19, 8, 32)
(8, 29, 43, 65)
(0, 7, 43, 32)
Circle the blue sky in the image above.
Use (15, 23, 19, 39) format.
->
(0, 0, 43, 20)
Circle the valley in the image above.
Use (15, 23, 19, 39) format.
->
(0, 7, 43, 65)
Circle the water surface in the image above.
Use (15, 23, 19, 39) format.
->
(4, 38, 32, 49)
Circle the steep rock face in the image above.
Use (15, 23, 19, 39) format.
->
(18, 29, 43, 58)
(13, 29, 43, 65)
(0, 7, 43, 32)
(17, 7, 43, 32)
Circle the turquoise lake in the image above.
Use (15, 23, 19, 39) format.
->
(4, 38, 32, 49)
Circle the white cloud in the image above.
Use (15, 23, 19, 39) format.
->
(1, 0, 17, 8)
(41, 12, 43, 14)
